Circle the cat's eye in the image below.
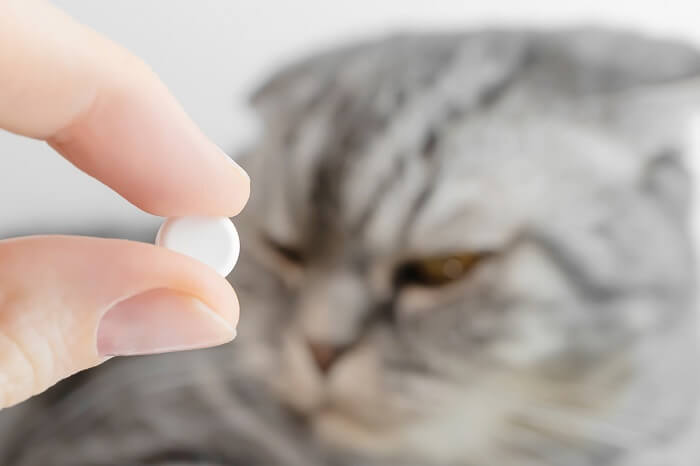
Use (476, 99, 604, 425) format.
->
(264, 235, 305, 265)
(394, 252, 489, 288)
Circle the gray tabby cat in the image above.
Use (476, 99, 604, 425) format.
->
(1, 28, 700, 466)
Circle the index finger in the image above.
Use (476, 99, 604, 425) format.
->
(0, 0, 249, 217)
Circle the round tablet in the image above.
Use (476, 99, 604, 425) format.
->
(155, 216, 239, 277)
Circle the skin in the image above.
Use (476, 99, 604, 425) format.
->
(0, 0, 250, 408)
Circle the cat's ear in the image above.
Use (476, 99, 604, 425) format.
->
(591, 38, 700, 218)
(534, 30, 700, 214)
(530, 28, 700, 95)
(249, 47, 348, 121)
(537, 29, 700, 158)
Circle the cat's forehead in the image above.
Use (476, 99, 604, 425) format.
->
(250, 30, 700, 253)
(352, 115, 640, 254)
(255, 109, 639, 257)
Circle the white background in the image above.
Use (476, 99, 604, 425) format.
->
(2, 1, 700, 239)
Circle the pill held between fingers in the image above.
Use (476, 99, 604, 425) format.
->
(155, 216, 240, 277)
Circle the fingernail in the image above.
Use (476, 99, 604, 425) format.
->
(97, 288, 236, 356)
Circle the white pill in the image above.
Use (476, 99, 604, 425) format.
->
(155, 216, 239, 277)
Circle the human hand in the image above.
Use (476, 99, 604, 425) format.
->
(0, 0, 249, 408)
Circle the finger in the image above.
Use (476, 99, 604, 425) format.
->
(0, 236, 239, 408)
(0, 0, 249, 217)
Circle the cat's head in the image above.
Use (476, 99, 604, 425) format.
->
(232, 29, 700, 464)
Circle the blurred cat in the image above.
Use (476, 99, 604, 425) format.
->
(1, 28, 700, 466)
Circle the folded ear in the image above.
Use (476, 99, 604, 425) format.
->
(527, 29, 700, 159)
(528, 28, 700, 95)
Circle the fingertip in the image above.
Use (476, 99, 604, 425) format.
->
(227, 157, 251, 217)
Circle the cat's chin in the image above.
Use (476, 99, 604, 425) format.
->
(270, 368, 429, 459)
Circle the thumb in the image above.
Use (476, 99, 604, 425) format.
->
(0, 236, 238, 408)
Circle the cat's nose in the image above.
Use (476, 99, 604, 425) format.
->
(306, 340, 349, 374)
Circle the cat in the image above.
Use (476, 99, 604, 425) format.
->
(1, 28, 700, 466)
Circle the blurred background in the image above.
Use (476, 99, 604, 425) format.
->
(2, 0, 700, 242)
